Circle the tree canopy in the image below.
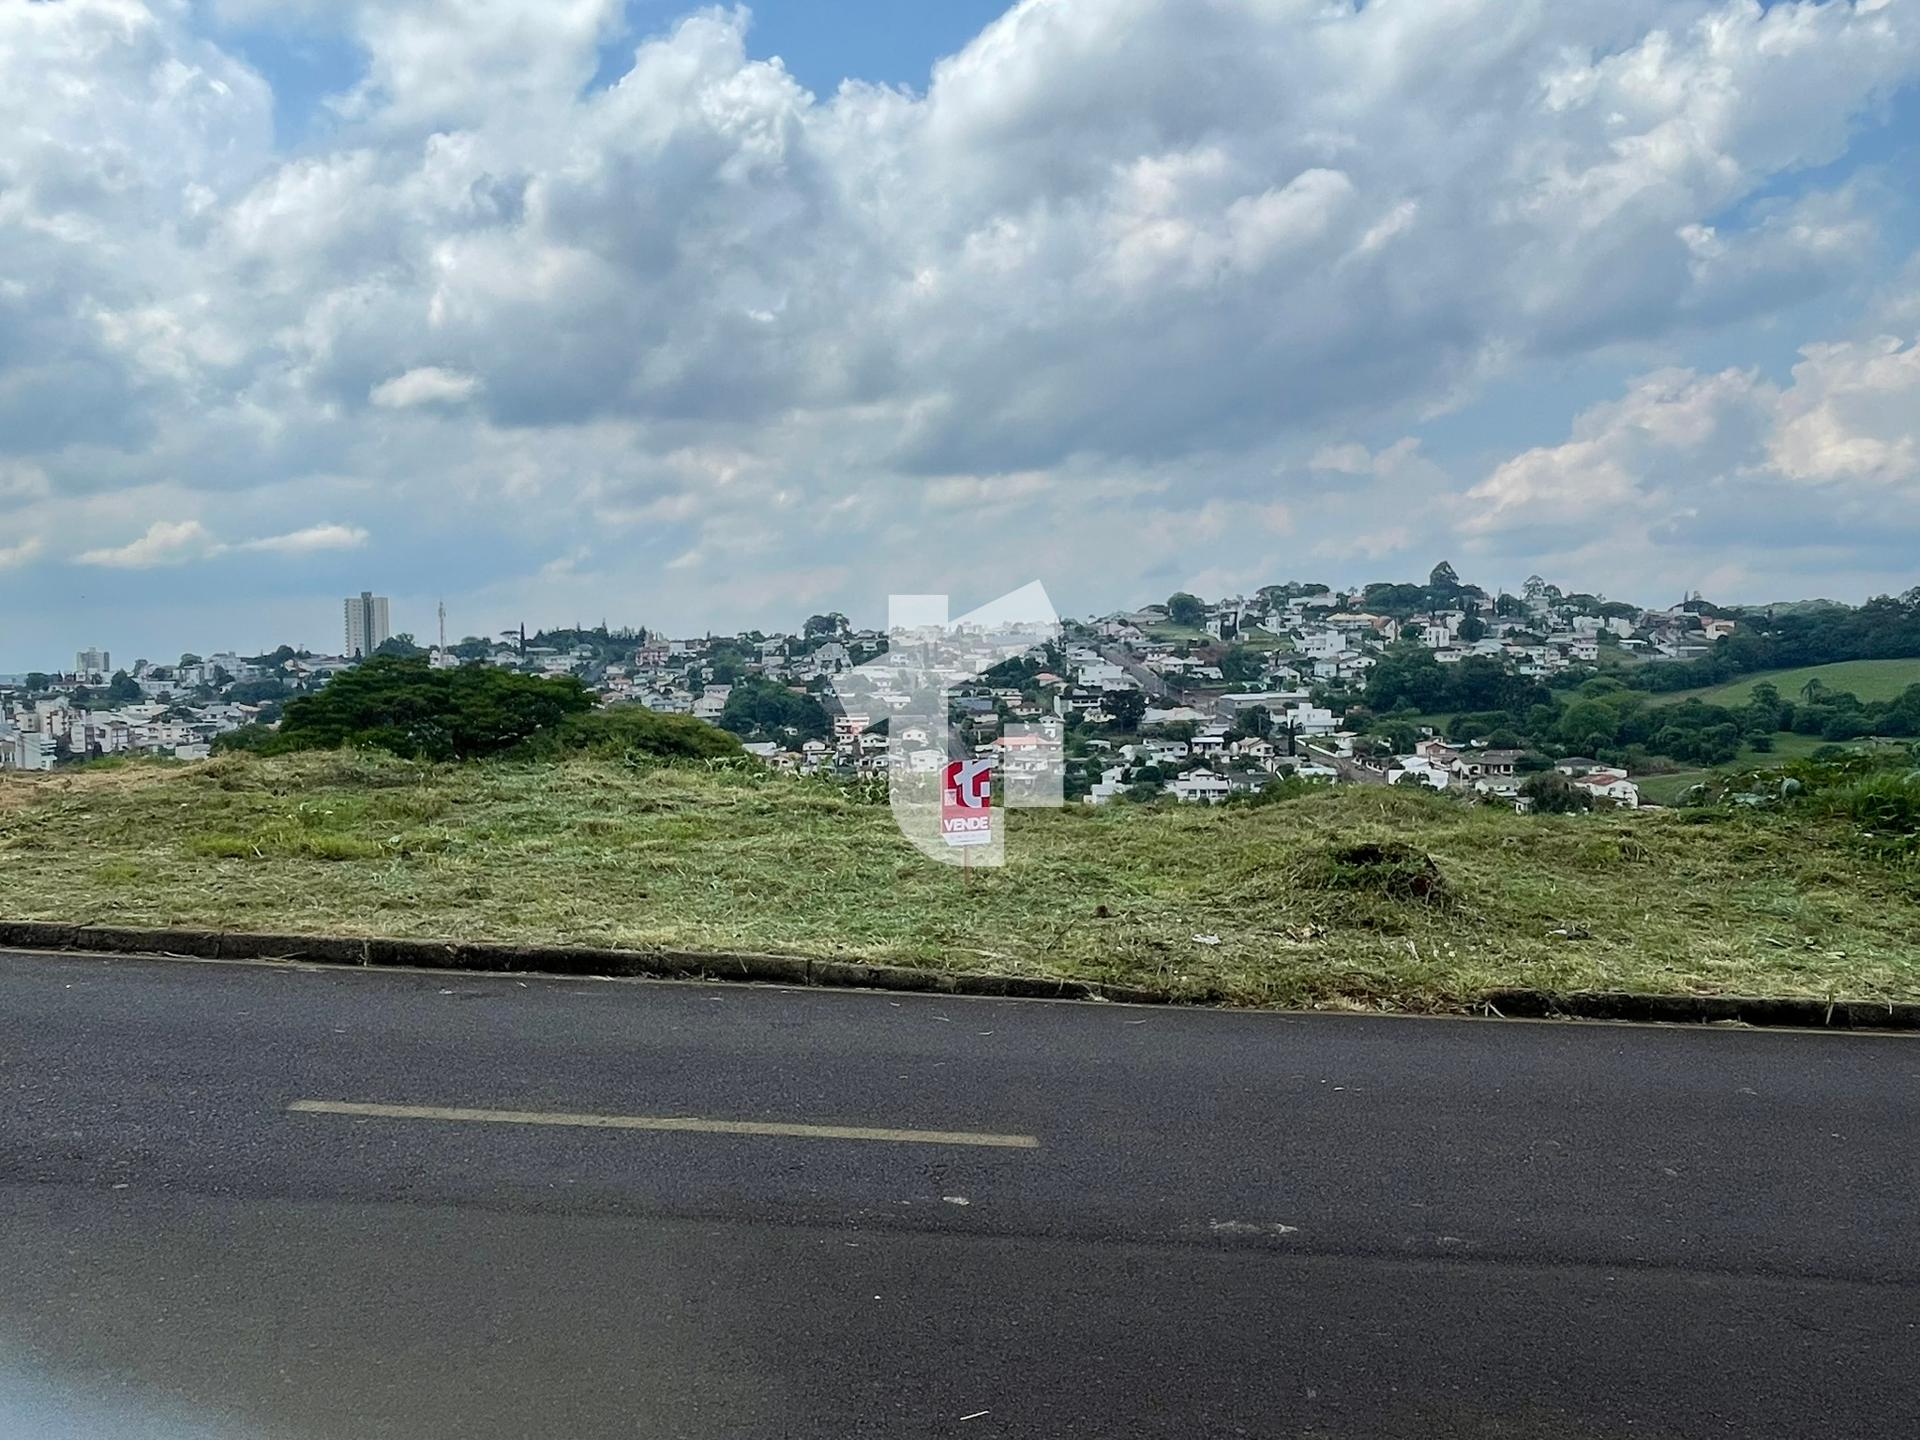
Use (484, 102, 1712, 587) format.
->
(718, 677, 831, 742)
(1166, 592, 1206, 626)
(262, 656, 594, 760)
(520, 706, 744, 761)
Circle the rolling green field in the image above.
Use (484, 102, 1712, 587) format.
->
(1656, 658, 1920, 708)
(4, 751, 1917, 1011)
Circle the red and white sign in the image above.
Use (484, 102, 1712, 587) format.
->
(942, 759, 994, 848)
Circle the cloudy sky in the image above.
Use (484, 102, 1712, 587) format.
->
(3, 0, 1919, 666)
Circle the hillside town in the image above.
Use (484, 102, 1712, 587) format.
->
(2, 566, 1796, 812)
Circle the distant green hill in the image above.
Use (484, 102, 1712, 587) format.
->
(1744, 599, 1852, 617)
(1657, 658, 1920, 708)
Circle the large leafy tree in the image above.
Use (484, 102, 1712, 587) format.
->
(266, 656, 593, 760)
(719, 677, 832, 742)
(1166, 592, 1206, 626)
(1103, 689, 1147, 730)
(1217, 645, 1266, 684)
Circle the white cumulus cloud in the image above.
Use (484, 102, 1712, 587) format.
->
(75, 520, 223, 570)
(235, 523, 371, 554)
(0, 536, 45, 572)
(3, 0, 1920, 653)
(370, 368, 482, 410)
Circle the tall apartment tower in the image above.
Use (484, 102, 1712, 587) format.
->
(343, 592, 392, 659)
(75, 648, 110, 680)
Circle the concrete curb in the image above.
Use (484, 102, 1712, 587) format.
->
(0, 921, 1162, 1006)
(0, 921, 1914, 1030)
(1477, 987, 1920, 1031)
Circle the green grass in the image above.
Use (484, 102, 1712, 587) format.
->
(5, 751, 1918, 1011)
(1655, 658, 1920, 707)
(1231, 630, 1292, 653)
(1139, 622, 1212, 643)
(1633, 734, 1851, 805)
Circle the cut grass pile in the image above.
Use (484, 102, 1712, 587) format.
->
(3, 751, 1917, 1011)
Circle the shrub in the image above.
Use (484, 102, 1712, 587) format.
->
(1520, 770, 1591, 813)
(521, 706, 745, 762)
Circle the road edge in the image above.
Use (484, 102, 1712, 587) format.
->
(0, 921, 1915, 1030)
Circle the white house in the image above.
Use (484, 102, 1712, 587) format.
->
(1281, 703, 1338, 736)
(1388, 756, 1452, 790)
(1166, 769, 1232, 804)
(1075, 662, 1133, 691)
(1086, 764, 1128, 806)
(1299, 628, 1344, 659)
(1574, 774, 1642, 808)
(1189, 728, 1229, 756)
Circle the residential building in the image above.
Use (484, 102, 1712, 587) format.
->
(1573, 774, 1642, 808)
(6, 731, 56, 771)
(344, 592, 392, 659)
(1167, 769, 1232, 804)
(1085, 764, 1128, 806)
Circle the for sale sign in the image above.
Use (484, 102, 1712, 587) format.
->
(942, 759, 994, 848)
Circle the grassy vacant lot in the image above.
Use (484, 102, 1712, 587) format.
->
(4, 752, 1917, 1011)
(1658, 658, 1920, 707)
(1138, 621, 1212, 643)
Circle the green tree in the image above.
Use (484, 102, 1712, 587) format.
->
(1521, 770, 1591, 813)
(267, 656, 592, 760)
(1557, 699, 1620, 749)
(1373, 721, 1420, 755)
(522, 706, 745, 760)
(211, 724, 276, 754)
(375, 634, 426, 659)
(803, 612, 849, 639)
(1217, 644, 1264, 684)
(105, 671, 142, 706)
(1103, 689, 1147, 730)
(719, 678, 831, 742)
(1229, 705, 1273, 740)
(249, 645, 299, 668)
(1166, 592, 1206, 626)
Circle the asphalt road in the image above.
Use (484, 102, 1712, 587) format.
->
(1, 950, 1916, 1439)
